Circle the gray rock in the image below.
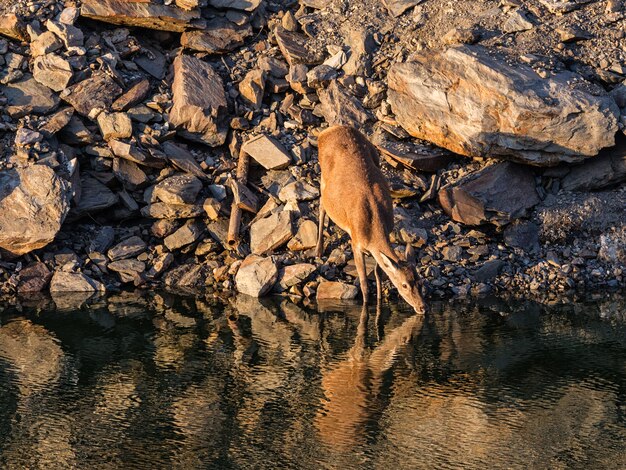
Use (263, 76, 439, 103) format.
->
(71, 175, 118, 217)
(561, 137, 626, 191)
(503, 10, 534, 33)
(439, 161, 540, 226)
(504, 220, 540, 250)
(108, 259, 145, 283)
(238, 69, 266, 109)
(278, 181, 320, 202)
(275, 263, 316, 292)
(317, 81, 373, 128)
(181, 17, 252, 53)
(4, 74, 60, 118)
(0, 166, 71, 256)
(472, 259, 506, 283)
(250, 210, 294, 255)
(287, 219, 318, 251)
(275, 26, 324, 66)
(170, 54, 228, 147)
(235, 255, 278, 297)
(61, 72, 122, 117)
(141, 202, 205, 219)
(388, 45, 619, 166)
(381, 0, 423, 17)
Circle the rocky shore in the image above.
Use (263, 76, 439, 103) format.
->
(0, 0, 625, 307)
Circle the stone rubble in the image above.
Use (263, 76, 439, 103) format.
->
(0, 0, 624, 306)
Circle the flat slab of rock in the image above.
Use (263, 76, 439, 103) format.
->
(287, 219, 318, 251)
(81, 0, 202, 32)
(0, 166, 71, 256)
(32, 53, 73, 92)
(181, 17, 252, 54)
(250, 210, 294, 255)
(209, 0, 261, 10)
(539, 0, 594, 13)
(161, 142, 208, 180)
(71, 174, 118, 217)
(108, 259, 145, 283)
(235, 255, 278, 297)
(276, 263, 316, 292)
(316, 281, 359, 300)
(3, 74, 59, 118)
(0, 13, 26, 41)
(107, 235, 147, 261)
(388, 45, 619, 166)
(164, 220, 204, 251)
(170, 54, 228, 147)
(141, 201, 205, 219)
(49, 271, 102, 292)
(242, 135, 291, 169)
(438, 161, 540, 226)
(61, 72, 123, 117)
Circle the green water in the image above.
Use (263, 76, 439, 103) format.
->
(0, 293, 625, 469)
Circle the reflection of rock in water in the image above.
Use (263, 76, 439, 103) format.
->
(0, 319, 64, 396)
(0, 319, 77, 468)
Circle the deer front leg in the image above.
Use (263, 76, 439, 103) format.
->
(353, 244, 369, 305)
(315, 201, 326, 258)
(374, 262, 382, 307)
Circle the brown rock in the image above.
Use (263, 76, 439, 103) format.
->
(108, 236, 147, 261)
(71, 174, 118, 217)
(438, 161, 540, 226)
(235, 255, 278, 297)
(275, 26, 324, 66)
(250, 210, 294, 255)
(0, 14, 26, 41)
(153, 174, 203, 205)
(112, 79, 151, 111)
(242, 134, 291, 169)
(181, 17, 252, 54)
(61, 72, 123, 117)
(108, 259, 145, 283)
(17, 262, 53, 293)
(388, 45, 620, 166)
(49, 271, 103, 292)
(287, 220, 318, 251)
(317, 81, 372, 127)
(561, 136, 626, 191)
(238, 69, 266, 109)
(161, 141, 208, 180)
(112, 158, 149, 190)
(164, 220, 204, 251)
(81, 0, 202, 32)
(141, 202, 205, 219)
(0, 166, 71, 256)
(30, 31, 62, 57)
(316, 281, 359, 300)
(169, 54, 228, 147)
(276, 263, 316, 291)
(381, 0, 422, 17)
(209, 0, 262, 11)
(97, 112, 133, 140)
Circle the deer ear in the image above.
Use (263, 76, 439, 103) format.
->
(379, 252, 397, 271)
(405, 244, 416, 265)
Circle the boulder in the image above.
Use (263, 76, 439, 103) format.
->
(30, 31, 62, 57)
(181, 17, 252, 54)
(388, 45, 620, 166)
(0, 166, 71, 256)
(81, 0, 202, 32)
(235, 255, 278, 297)
(438, 161, 540, 226)
(316, 281, 359, 300)
(250, 210, 294, 254)
(170, 54, 228, 147)
(3, 74, 59, 118)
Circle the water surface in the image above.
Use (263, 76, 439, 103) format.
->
(0, 294, 625, 469)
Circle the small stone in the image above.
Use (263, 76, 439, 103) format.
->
(316, 281, 359, 300)
(503, 10, 534, 33)
(306, 64, 337, 88)
(97, 112, 133, 140)
(278, 181, 320, 202)
(17, 262, 53, 293)
(258, 56, 289, 78)
(46, 19, 84, 48)
(286, 64, 309, 94)
(203, 198, 222, 220)
(274, 26, 323, 66)
(30, 31, 62, 57)
(108, 259, 145, 283)
(442, 245, 463, 262)
(276, 263, 316, 291)
(112, 79, 151, 112)
(61, 72, 122, 117)
(235, 255, 278, 297)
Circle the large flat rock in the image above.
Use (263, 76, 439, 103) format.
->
(169, 54, 228, 147)
(81, 0, 202, 32)
(3, 74, 59, 118)
(388, 45, 619, 166)
(438, 161, 541, 227)
(0, 166, 71, 256)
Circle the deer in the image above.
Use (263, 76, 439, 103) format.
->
(315, 125, 427, 314)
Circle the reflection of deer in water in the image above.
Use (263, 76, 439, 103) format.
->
(316, 305, 425, 449)
(316, 126, 427, 314)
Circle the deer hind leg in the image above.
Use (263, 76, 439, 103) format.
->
(374, 262, 382, 306)
(353, 244, 369, 304)
(315, 201, 326, 258)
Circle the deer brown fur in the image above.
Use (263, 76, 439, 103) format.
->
(315, 125, 426, 313)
